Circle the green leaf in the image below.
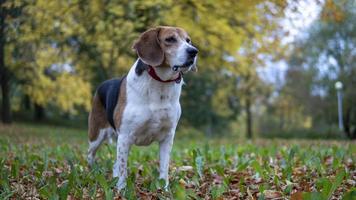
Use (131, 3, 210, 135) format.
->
(342, 189, 356, 200)
(211, 184, 226, 199)
(327, 170, 345, 199)
(11, 158, 20, 178)
(288, 145, 298, 163)
(97, 174, 108, 191)
(97, 174, 113, 200)
(58, 181, 69, 200)
(317, 177, 332, 197)
(193, 149, 204, 178)
(251, 160, 264, 179)
(302, 192, 326, 200)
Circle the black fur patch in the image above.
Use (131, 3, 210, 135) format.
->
(97, 76, 126, 130)
(135, 59, 148, 76)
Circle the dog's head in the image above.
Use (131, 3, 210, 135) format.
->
(133, 26, 198, 73)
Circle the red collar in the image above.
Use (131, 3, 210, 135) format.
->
(147, 66, 182, 84)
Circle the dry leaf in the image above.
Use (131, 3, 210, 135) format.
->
(291, 192, 303, 200)
(263, 190, 283, 199)
(177, 165, 193, 172)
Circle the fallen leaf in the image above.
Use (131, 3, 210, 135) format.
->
(179, 178, 187, 186)
(290, 192, 303, 200)
(177, 165, 193, 172)
(263, 190, 283, 199)
(54, 168, 63, 174)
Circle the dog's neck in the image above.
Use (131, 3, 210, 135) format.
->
(153, 66, 180, 82)
(135, 59, 180, 82)
(127, 59, 183, 104)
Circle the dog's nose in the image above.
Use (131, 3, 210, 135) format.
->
(186, 47, 198, 57)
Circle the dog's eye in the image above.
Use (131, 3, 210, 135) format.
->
(165, 37, 176, 43)
(165, 37, 177, 43)
(186, 38, 191, 43)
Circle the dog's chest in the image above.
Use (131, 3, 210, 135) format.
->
(132, 102, 180, 145)
(142, 105, 176, 141)
(124, 83, 181, 145)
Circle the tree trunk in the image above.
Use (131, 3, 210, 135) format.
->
(0, 0, 12, 124)
(344, 107, 356, 139)
(0, 73, 11, 123)
(279, 112, 284, 130)
(23, 95, 31, 110)
(206, 115, 213, 137)
(246, 95, 252, 139)
(34, 103, 45, 121)
(344, 107, 350, 137)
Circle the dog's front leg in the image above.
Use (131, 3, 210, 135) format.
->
(113, 133, 131, 190)
(159, 133, 174, 189)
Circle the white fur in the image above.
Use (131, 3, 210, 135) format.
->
(167, 40, 188, 67)
(113, 60, 182, 189)
(166, 38, 197, 73)
(87, 127, 116, 165)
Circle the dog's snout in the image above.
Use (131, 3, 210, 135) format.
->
(186, 47, 198, 57)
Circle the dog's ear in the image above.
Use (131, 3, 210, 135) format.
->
(132, 28, 164, 67)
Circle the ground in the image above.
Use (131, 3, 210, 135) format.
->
(0, 123, 355, 199)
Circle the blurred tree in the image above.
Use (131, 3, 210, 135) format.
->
(165, 0, 288, 136)
(2, 0, 289, 134)
(265, 67, 316, 132)
(3, 0, 170, 120)
(0, 0, 23, 123)
(285, 0, 356, 139)
(0, 0, 10, 123)
(65, 0, 171, 85)
(5, 0, 92, 119)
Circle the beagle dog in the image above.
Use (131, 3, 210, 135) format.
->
(87, 26, 198, 190)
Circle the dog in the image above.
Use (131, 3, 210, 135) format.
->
(87, 26, 198, 190)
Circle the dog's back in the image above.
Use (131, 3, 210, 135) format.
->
(97, 78, 126, 129)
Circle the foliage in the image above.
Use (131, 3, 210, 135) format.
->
(282, 0, 356, 138)
(165, 0, 288, 133)
(1, 0, 289, 135)
(258, 0, 356, 139)
(3, 0, 170, 115)
(2, 0, 353, 139)
(0, 123, 355, 199)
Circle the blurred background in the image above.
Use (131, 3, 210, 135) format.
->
(0, 0, 355, 140)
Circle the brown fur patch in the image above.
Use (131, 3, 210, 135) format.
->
(114, 77, 127, 132)
(132, 28, 164, 66)
(88, 94, 110, 141)
(155, 26, 195, 70)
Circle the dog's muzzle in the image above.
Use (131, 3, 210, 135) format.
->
(173, 60, 195, 71)
(187, 47, 198, 58)
(173, 47, 198, 71)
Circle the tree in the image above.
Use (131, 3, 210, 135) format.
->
(286, 0, 356, 139)
(0, 0, 11, 123)
(165, 0, 288, 136)
(2, 0, 289, 134)
(0, 0, 23, 123)
(3, 1, 169, 119)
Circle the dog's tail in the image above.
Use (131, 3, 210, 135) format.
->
(87, 93, 110, 166)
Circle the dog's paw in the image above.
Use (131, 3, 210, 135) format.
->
(87, 155, 95, 167)
(163, 183, 169, 192)
(158, 178, 170, 191)
(116, 180, 126, 191)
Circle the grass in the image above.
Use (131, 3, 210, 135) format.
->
(0, 123, 355, 199)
